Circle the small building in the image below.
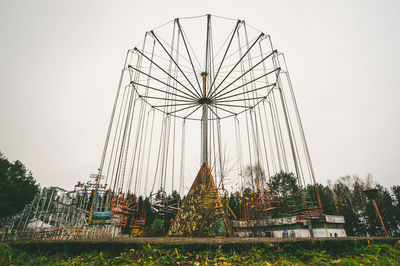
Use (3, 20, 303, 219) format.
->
(232, 214, 346, 238)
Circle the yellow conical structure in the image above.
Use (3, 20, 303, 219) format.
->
(167, 164, 231, 237)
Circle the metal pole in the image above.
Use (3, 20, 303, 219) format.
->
(201, 72, 208, 166)
(372, 199, 389, 237)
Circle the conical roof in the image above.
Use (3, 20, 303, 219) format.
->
(167, 164, 230, 237)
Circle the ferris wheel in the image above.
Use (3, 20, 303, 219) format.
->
(89, 15, 322, 229)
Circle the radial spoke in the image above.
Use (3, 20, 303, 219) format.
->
(184, 104, 203, 119)
(153, 102, 197, 108)
(150, 31, 202, 98)
(209, 103, 238, 115)
(129, 66, 197, 101)
(128, 17, 279, 123)
(176, 19, 202, 96)
(132, 49, 200, 100)
(167, 103, 199, 115)
(141, 95, 196, 103)
(214, 96, 267, 103)
(212, 103, 253, 109)
(208, 33, 264, 98)
(131, 81, 195, 101)
(208, 105, 221, 120)
(208, 20, 241, 96)
(216, 83, 276, 101)
(211, 50, 277, 100)
(212, 68, 279, 100)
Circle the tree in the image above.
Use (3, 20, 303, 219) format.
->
(391, 185, 400, 231)
(305, 184, 338, 215)
(0, 152, 40, 218)
(268, 171, 300, 216)
(268, 171, 299, 197)
(332, 175, 369, 236)
(329, 174, 400, 237)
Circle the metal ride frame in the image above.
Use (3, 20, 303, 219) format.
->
(0, 186, 91, 241)
(89, 14, 323, 235)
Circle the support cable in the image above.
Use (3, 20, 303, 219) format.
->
(179, 119, 186, 195)
(144, 109, 156, 196)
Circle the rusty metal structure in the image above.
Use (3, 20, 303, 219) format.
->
(0, 181, 147, 240)
(1, 186, 92, 241)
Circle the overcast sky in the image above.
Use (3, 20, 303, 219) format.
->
(0, 0, 399, 190)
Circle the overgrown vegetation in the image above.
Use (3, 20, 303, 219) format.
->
(1, 239, 399, 265)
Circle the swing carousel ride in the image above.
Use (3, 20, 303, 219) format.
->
(1, 15, 336, 240)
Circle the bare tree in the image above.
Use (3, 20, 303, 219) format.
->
(243, 163, 266, 192)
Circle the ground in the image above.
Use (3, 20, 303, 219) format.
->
(1, 237, 399, 265)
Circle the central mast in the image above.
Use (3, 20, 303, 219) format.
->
(201, 72, 208, 165)
(201, 14, 211, 166)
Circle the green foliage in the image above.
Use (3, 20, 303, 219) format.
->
(1, 240, 399, 265)
(145, 219, 164, 236)
(268, 171, 302, 216)
(269, 171, 299, 197)
(0, 152, 39, 218)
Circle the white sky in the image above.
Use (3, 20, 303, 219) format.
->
(0, 0, 399, 190)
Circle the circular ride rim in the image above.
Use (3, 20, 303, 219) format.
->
(127, 14, 280, 121)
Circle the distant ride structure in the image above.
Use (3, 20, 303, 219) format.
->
(0, 15, 347, 240)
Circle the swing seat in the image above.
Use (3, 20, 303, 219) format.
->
(91, 211, 112, 221)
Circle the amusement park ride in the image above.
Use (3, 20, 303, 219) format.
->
(0, 15, 346, 240)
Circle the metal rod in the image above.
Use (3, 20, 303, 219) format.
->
(372, 199, 389, 237)
(211, 51, 277, 100)
(208, 20, 240, 97)
(149, 31, 203, 98)
(132, 49, 200, 99)
(202, 72, 208, 165)
(176, 19, 202, 94)
(212, 68, 278, 100)
(129, 66, 197, 100)
(208, 33, 264, 99)
(184, 104, 202, 119)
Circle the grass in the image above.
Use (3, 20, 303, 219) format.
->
(0, 239, 399, 265)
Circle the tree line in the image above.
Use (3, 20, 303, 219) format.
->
(1, 151, 398, 237)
